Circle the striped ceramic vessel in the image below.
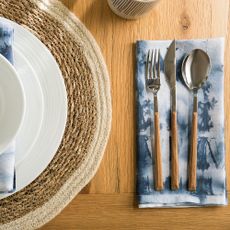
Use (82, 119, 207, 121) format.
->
(107, 0, 158, 19)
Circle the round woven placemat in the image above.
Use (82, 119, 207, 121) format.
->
(0, 0, 111, 229)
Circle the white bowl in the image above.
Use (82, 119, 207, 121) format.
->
(0, 54, 25, 155)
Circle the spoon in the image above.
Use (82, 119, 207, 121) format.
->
(181, 49, 211, 191)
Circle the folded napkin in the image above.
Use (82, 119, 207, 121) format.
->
(136, 38, 227, 207)
(0, 22, 16, 193)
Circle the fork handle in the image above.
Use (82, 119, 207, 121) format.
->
(171, 112, 179, 190)
(188, 112, 198, 191)
(154, 112, 163, 191)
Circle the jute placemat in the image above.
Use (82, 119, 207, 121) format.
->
(0, 0, 112, 229)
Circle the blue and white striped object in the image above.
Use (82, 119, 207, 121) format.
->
(136, 38, 227, 207)
(0, 22, 16, 194)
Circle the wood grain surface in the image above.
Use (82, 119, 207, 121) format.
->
(42, 0, 230, 229)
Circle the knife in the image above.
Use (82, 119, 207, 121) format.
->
(164, 40, 179, 190)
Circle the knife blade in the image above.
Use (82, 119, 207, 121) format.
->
(165, 40, 176, 112)
(164, 40, 179, 190)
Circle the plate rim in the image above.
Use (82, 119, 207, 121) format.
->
(13, 47, 45, 166)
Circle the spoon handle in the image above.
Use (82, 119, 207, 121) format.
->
(188, 95, 198, 191)
(171, 112, 179, 190)
(154, 111, 163, 191)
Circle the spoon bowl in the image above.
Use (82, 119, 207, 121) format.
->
(182, 49, 211, 92)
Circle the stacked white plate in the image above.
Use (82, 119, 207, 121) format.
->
(0, 18, 68, 199)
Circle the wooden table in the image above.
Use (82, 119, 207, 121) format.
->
(42, 0, 230, 229)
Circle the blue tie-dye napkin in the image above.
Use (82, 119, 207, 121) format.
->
(136, 38, 227, 207)
(0, 22, 16, 193)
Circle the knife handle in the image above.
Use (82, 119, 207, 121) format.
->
(188, 112, 197, 191)
(154, 112, 164, 191)
(171, 111, 179, 190)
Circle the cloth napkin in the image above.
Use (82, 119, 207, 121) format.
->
(136, 38, 227, 207)
(0, 22, 16, 193)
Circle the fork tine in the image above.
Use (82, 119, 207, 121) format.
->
(153, 49, 157, 79)
(146, 50, 150, 80)
(150, 50, 154, 79)
(157, 49, 161, 80)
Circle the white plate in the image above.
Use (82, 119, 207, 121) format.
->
(0, 55, 25, 154)
(0, 18, 67, 199)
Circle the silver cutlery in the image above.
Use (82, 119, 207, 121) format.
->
(146, 49, 163, 191)
(164, 40, 179, 190)
(181, 49, 211, 191)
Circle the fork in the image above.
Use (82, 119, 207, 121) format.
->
(146, 49, 163, 191)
